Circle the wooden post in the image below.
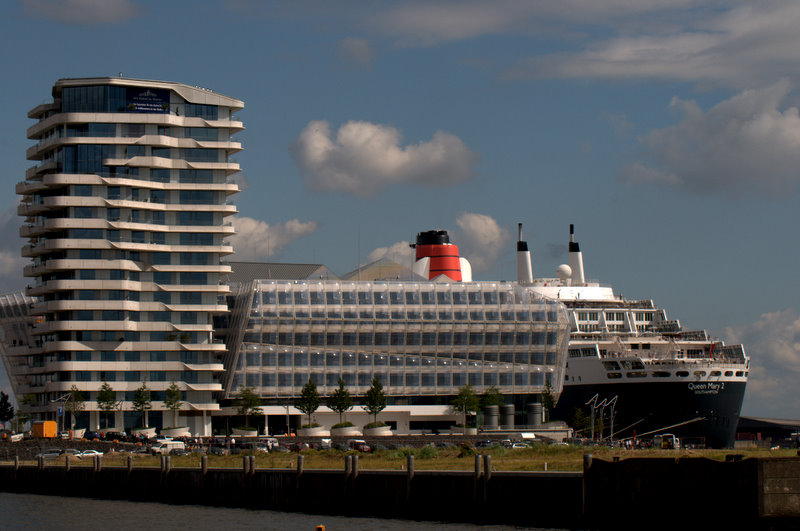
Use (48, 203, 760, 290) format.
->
(250, 455, 256, 475)
(344, 454, 352, 477)
(65, 454, 71, 471)
(38, 455, 44, 470)
(352, 454, 359, 479)
(127, 455, 133, 473)
(407, 454, 415, 481)
(164, 455, 171, 474)
(483, 454, 492, 481)
(201, 455, 208, 475)
(242, 455, 250, 475)
(297, 454, 304, 476)
(14, 455, 19, 470)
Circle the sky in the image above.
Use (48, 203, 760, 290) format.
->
(1, 0, 799, 418)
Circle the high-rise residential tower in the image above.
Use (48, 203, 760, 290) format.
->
(18, 77, 243, 435)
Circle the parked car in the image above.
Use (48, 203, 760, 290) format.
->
(76, 449, 103, 459)
(151, 440, 186, 455)
(169, 447, 191, 456)
(207, 445, 227, 456)
(62, 448, 81, 456)
(35, 449, 63, 459)
(346, 439, 371, 452)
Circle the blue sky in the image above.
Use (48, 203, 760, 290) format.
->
(1, 0, 799, 418)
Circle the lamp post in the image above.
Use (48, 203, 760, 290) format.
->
(49, 393, 70, 437)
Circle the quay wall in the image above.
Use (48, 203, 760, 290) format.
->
(2, 456, 800, 528)
(0, 462, 583, 528)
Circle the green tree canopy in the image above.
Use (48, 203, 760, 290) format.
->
(362, 376, 387, 425)
(235, 386, 262, 428)
(64, 385, 85, 430)
(96, 381, 118, 429)
(0, 392, 14, 428)
(541, 380, 555, 422)
(452, 384, 480, 428)
(164, 380, 183, 428)
(326, 378, 353, 425)
(481, 386, 505, 408)
(296, 380, 321, 427)
(132, 382, 152, 428)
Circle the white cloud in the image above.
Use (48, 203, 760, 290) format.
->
(366, 0, 709, 47)
(227, 216, 319, 261)
(22, 0, 140, 24)
(290, 120, 479, 196)
(619, 81, 800, 196)
(505, 1, 800, 88)
(726, 308, 800, 418)
(338, 37, 374, 70)
(454, 212, 510, 273)
(365, 240, 415, 268)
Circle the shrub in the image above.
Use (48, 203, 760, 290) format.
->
(332, 421, 354, 429)
(458, 443, 475, 458)
(417, 445, 438, 459)
(301, 422, 321, 428)
(363, 421, 387, 429)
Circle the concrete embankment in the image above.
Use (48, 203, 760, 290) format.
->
(1, 455, 799, 528)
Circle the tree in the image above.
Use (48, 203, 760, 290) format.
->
(96, 381, 118, 429)
(541, 380, 555, 422)
(64, 385, 85, 430)
(15, 394, 35, 432)
(132, 382, 152, 428)
(362, 376, 387, 426)
(235, 386, 262, 429)
(451, 384, 480, 428)
(326, 378, 353, 425)
(0, 392, 14, 429)
(164, 380, 183, 428)
(481, 386, 505, 408)
(295, 379, 321, 428)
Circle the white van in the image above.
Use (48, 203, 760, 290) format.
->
(151, 440, 186, 455)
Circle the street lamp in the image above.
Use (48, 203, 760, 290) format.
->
(49, 393, 70, 437)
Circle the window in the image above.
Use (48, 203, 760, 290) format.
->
(179, 169, 213, 183)
(151, 169, 170, 183)
(178, 211, 214, 226)
(184, 148, 219, 162)
(180, 233, 213, 245)
(184, 103, 218, 119)
(179, 190, 213, 204)
(184, 127, 217, 141)
(180, 272, 207, 284)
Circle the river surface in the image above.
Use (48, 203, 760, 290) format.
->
(0, 492, 557, 530)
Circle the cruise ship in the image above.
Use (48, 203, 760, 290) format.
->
(527, 226, 748, 448)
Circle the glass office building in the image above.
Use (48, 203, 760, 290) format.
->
(224, 279, 570, 401)
(17, 77, 242, 435)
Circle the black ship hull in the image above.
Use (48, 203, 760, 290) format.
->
(553, 380, 747, 448)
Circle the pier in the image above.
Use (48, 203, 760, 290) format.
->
(1, 454, 799, 528)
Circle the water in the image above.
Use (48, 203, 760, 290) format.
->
(0, 493, 550, 530)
